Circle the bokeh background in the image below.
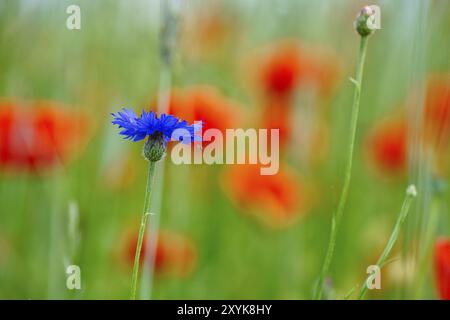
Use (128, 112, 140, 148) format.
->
(0, 0, 449, 299)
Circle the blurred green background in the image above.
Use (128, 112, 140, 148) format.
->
(0, 0, 449, 299)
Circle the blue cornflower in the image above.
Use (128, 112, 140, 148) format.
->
(112, 108, 202, 161)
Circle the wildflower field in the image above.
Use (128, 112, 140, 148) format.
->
(0, 0, 449, 300)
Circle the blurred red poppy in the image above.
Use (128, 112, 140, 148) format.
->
(424, 74, 450, 147)
(247, 40, 340, 100)
(260, 100, 293, 149)
(0, 99, 90, 173)
(125, 230, 197, 278)
(434, 238, 450, 300)
(258, 41, 302, 99)
(366, 117, 407, 175)
(222, 164, 309, 228)
(161, 85, 240, 144)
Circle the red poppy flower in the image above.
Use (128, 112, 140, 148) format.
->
(247, 40, 340, 100)
(0, 99, 90, 173)
(259, 41, 302, 98)
(366, 117, 407, 175)
(259, 101, 330, 166)
(125, 230, 197, 277)
(222, 164, 309, 228)
(161, 85, 240, 144)
(434, 238, 450, 300)
(260, 100, 293, 149)
(424, 74, 450, 146)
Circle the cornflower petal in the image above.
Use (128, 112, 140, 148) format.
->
(112, 108, 202, 146)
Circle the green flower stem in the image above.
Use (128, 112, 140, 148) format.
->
(130, 160, 156, 300)
(414, 192, 440, 298)
(358, 185, 417, 300)
(314, 36, 368, 300)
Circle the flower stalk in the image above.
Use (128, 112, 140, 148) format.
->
(130, 160, 156, 300)
(357, 185, 418, 300)
(314, 7, 375, 300)
(111, 108, 200, 299)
